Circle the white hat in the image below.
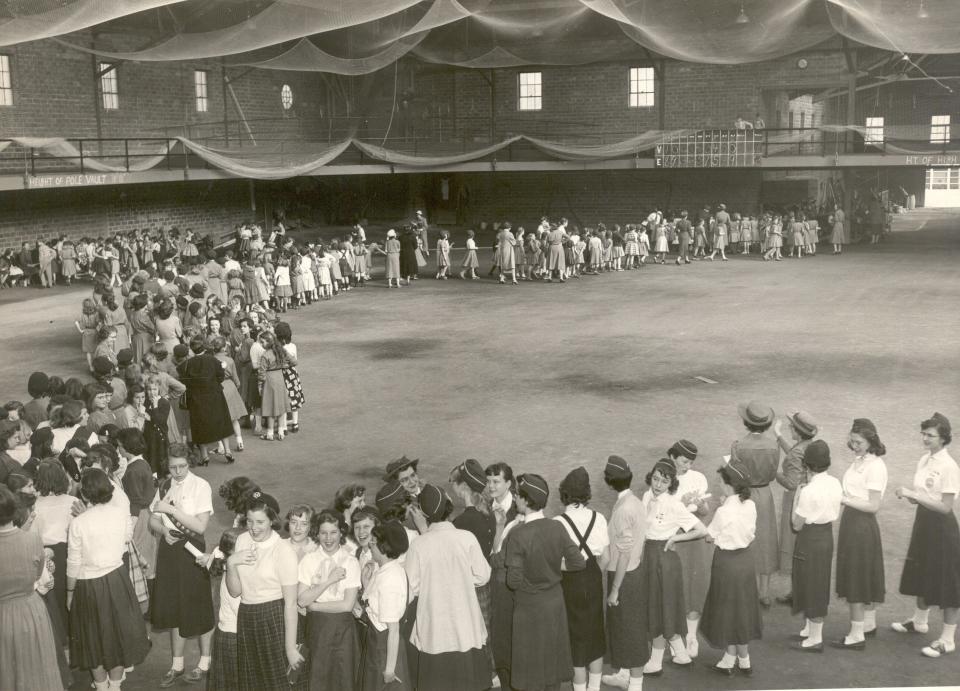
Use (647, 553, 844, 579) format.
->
(386, 229, 397, 238)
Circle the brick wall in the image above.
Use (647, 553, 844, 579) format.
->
(0, 33, 325, 141)
(0, 179, 256, 250)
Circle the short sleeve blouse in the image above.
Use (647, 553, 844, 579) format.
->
(234, 531, 299, 605)
(365, 559, 408, 632)
(297, 545, 361, 603)
(795, 472, 843, 524)
(151, 472, 213, 532)
(913, 449, 960, 502)
(842, 454, 888, 501)
(642, 490, 698, 540)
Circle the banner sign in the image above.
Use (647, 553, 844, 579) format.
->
(25, 172, 129, 189)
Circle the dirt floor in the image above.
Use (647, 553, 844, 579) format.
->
(2, 208, 958, 690)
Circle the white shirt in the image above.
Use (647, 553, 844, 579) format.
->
(51, 424, 98, 454)
(234, 530, 299, 605)
(66, 502, 128, 579)
(554, 504, 609, 571)
(365, 559, 408, 632)
(491, 492, 516, 553)
(913, 448, 960, 502)
(795, 472, 843, 524)
(151, 472, 213, 532)
(707, 495, 756, 550)
(36, 493, 76, 546)
(642, 490, 699, 540)
(224, 259, 242, 275)
(676, 470, 709, 512)
(217, 577, 241, 634)
(466, 238, 477, 250)
(249, 341, 265, 370)
(298, 545, 361, 603)
(842, 454, 888, 501)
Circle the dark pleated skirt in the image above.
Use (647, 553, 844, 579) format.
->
(207, 627, 238, 691)
(899, 505, 960, 608)
(69, 566, 150, 671)
(490, 566, 514, 673)
(675, 537, 714, 615)
(642, 539, 687, 638)
(779, 489, 797, 574)
(700, 546, 763, 648)
(562, 559, 605, 666)
(150, 537, 215, 637)
(752, 484, 780, 576)
(307, 611, 358, 691)
(360, 621, 412, 691)
(511, 587, 573, 690)
(606, 568, 650, 669)
(836, 506, 885, 604)
(237, 599, 289, 691)
(409, 645, 490, 691)
(792, 523, 834, 619)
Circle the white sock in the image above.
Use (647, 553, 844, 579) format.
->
(738, 654, 751, 669)
(107, 680, 122, 691)
(805, 621, 823, 645)
(846, 620, 865, 643)
(573, 683, 587, 691)
(670, 638, 691, 662)
(717, 652, 736, 669)
(648, 646, 665, 668)
(627, 677, 643, 691)
(198, 655, 211, 671)
(587, 672, 602, 690)
(941, 623, 957, 645)
(864, 609, 877, 630)
(799, 621, 810, 638)
(914, 608, 930, 626)
(171, 656, 185, 672)
(94, 681, 109, 691)
(686, 617, 700, 640)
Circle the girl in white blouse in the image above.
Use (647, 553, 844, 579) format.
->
(833, 419, 888, 650)
(640, 458, 708, 675)
(893, 412, 960, 659)
(668, 440, 713, 659)
(297, 509, 361, 691)
(226, 492, 304, 690)
(699, 460, 762, 676)
(206, 527, 243, 691)
(790, 440, 843, 651)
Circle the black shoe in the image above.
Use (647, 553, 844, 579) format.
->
(829, 638, 865, 651)
(775, 594, 793, 606)
(795, 642, 824, 653)
(225, 453, 236, 464)
(737, 663, 753, 677)
(711, 663, 734, 677)
(864, 628, 878, 638)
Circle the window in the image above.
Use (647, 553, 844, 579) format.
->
(0, 55, 11, 106)
(517, 72, 541, 111)
(99, 62, 118, 110)
(194, 70, 208, 113)
(788, 111, 794, 129)
(865, 116, 884, 144)
(931, 114, 951, 143)
(925, 168, 960, 190)
(629, 67, 655, 107)
(810, 113, 816, 129)
(281, 84, 293, 110)
(800, 112, 805, 129)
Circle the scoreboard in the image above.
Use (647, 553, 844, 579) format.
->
(655, 130, 763, 168)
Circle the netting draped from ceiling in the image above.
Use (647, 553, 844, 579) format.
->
(11, 0, 960, 70)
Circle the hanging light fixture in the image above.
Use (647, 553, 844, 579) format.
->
(735, 2, 751, 24)
(917, 0, 930, 19)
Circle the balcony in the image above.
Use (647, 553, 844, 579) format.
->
(1, 122, 958, 189)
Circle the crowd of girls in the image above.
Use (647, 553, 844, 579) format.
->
(0, 379, 956, 690)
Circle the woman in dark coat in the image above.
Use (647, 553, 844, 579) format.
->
(179, 335, 234, 465)
(399, 228, 419, 285)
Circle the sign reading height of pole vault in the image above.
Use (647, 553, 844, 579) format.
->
(656, 130, 763, 168)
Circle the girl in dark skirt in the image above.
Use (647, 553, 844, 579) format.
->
(67, 468, 150, 688)
(893, 412, 960, 659)
(207, 528, 243, 691)
(297, 509, 361, 691)
(833, 419, 887, 649)
(555, 467, 609, 691)
(149, 446, 217, 687)
(791, 440, 843, 652)
(226, 492, 305, 691)
(359, 522, 412, 691)
(640, 458, 707, 676)
(700, 461, 763, 677)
